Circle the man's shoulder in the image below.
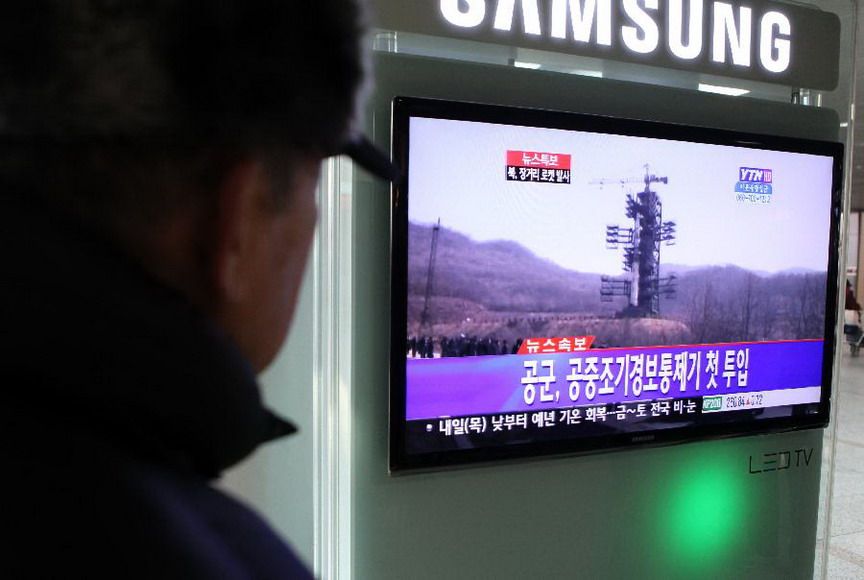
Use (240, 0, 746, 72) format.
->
(0, 407, 313, 579)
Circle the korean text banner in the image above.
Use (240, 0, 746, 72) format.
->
(407, 340, 821, 420)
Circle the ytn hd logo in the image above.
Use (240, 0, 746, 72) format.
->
(735, 166, 773, 203)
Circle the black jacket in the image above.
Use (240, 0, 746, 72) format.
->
(1, 192, 313, 579)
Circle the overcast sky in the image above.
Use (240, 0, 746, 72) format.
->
(407, 116, 835, 275)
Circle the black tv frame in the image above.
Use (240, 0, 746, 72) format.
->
(389, 96, 844, 473)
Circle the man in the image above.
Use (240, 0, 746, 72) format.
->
(847, 280, 862, 313)
(0, 1, 393, 577)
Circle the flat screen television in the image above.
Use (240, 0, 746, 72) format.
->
(389, 96, 843, 472)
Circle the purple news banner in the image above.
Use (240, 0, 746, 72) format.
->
(406, 340, 824, 420)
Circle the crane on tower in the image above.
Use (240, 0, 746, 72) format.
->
(593, 165, 677, 318)
(419, 218, 441, 330)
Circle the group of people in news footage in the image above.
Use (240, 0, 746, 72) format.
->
(408, 336, 524, 358)
(407, 335, 605, 358)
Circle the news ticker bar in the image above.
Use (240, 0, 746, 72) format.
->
(405, 387, 821, 454)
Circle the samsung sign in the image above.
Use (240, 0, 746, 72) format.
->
(443, 0, 792, 72)
(376, 0, 840, 89)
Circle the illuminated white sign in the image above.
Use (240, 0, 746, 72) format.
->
(440, 0, 790, 73)
(375, 0, 840, 89)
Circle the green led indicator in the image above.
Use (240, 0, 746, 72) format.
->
(655, 449, 750, 579)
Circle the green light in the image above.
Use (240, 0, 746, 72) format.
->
(657, 450, 749, 578)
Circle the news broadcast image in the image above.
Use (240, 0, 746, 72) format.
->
(402, 115, 835, 457)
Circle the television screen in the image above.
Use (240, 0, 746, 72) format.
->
(389, 96, 843, 472)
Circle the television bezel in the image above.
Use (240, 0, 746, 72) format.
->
(389, 95, 844, 473)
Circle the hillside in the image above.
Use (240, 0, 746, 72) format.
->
(408, 222, 605, 314)
(408, 222, 828, 346)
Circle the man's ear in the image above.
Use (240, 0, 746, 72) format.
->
(210, 159, 267, 303)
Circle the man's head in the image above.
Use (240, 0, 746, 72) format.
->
(0, 0, 370, 370)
